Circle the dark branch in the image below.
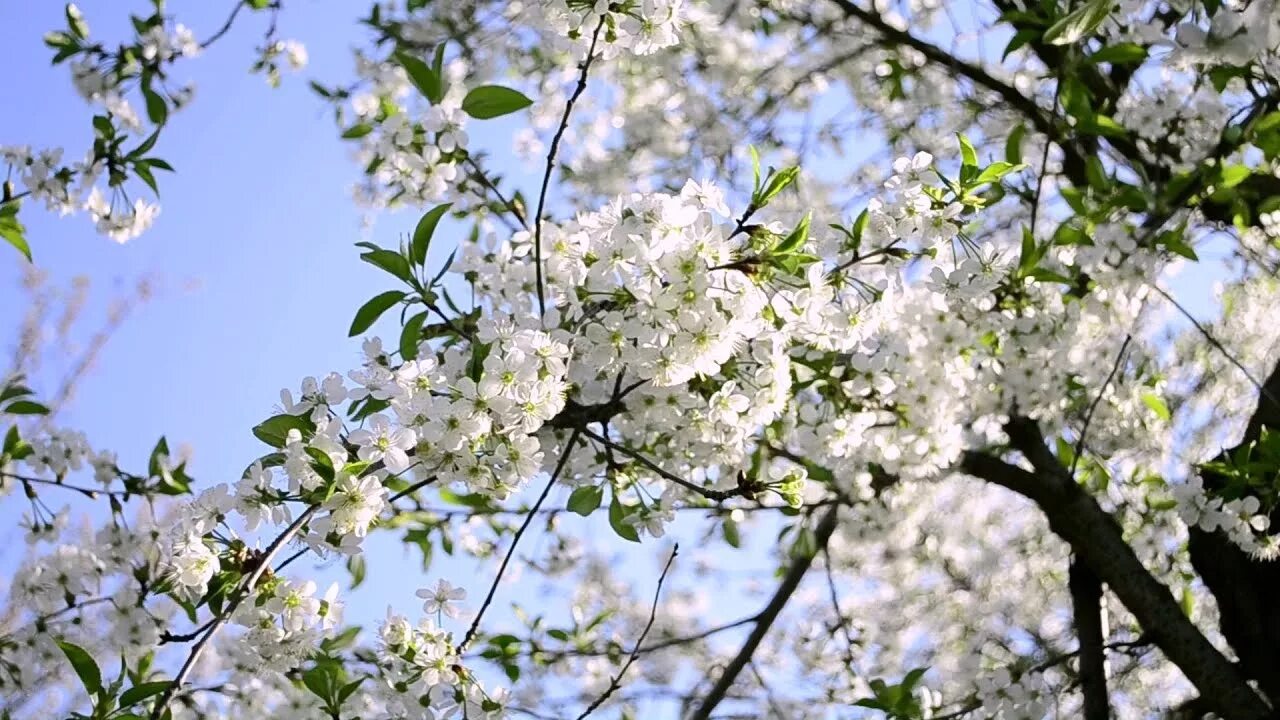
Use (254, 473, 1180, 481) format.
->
(1069, 558, 1110, 720)
(961, 421, 1270, 720)
(687, 505, 841, 720)
(575, 544, 678, 719)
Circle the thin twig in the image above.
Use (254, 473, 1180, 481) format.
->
(575, 544, 679, 719)
(820, 544, 859, 681)
(150, 504, 319, 719)
(463, 153, 527, 229)
(1071, 334, 1131, 478)
(200, 1, 248, 50)
(533, 17, 606, 317)
(1153, 284, 1278, 409)
(579, 426, 743, 502)
(456, 428, 581, 654)
(2, 471, 130, 498)
(388, 475, 438, 504)
(687, 505, 841, 720)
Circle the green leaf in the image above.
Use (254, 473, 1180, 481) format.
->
(749, 145, 762, 194)
(126, 129, 162, 159)
(412, 203, 452, 266)
(1158, 229, 1198, 260)
(774, 211, 811, 255)
(1043, 0, 1112, 45)
(1220, 165, 1252, 189)
(321, 626, 362, 654)
(349, 290, 405, 336)
(120, 681, 172, 707)
(0, 384, 31, 404)
(1088, 42, 1148, 65)
(1002, 28, 1039, 60)
(341, 123, 374, 139)
(3, 400, 49, 415)
(1141, 391, 1171, 422)
(360, 249, 415, 283)
(306, 446, 336, 483)
(608, 494, 641, 543)
(301, 665, 335, 702)
(1254, 111, 1280, 136)
(1018, 226, 1039, 273)
(346, 553, 367, 589)
(957, 133, 978, 169)
(0, 204, 31, 262)
(1005, 124, 1026, 165)
(252, 414, 315, 448)
(56, 640, 102, 697)
(567, 485, 604, 516)
(755, 166, 801, 207)
(338, 678, 365, 704)
(722, 518, 741, 548)
(461, 85, 534, 120)
(395, 51, 442, 104)
(973, 161, 1022, 186)
(400, 311, 427, 362)
(142, 83, 167, 125)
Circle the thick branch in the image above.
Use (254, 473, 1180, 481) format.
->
(1069, 559, 1110, 720)
(961, 438, 1269, 720)
(686, 505, 841, 720)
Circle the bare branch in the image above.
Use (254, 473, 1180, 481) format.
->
(687, 504, 841, 720)
(575, 544, 679, 719)
(457, 428, 581, 654)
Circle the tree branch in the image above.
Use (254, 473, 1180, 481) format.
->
(575, 544, 678, 719)
(532, 16, 605, 317)
(961, 422, 1270, 720)
(1069, 558, 1110, 720)
(686, 504, 841, 720)
(456, 428, 580, 654)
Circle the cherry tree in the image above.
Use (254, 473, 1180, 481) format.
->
(3, 0, 1280, 718)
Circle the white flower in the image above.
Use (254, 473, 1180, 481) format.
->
(416, 579, 467, 619)
(348, 414, 416, 473)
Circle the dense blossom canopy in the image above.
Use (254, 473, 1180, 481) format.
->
(3, 0, 1280, 719)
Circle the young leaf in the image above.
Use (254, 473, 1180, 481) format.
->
(567, 485, 604, 516)
(756, 166, 800, 207)
(957, 133, 978, 169)
(3, 400, 49, 415)
(252, 414, 315, 448)
(1088, 42, 1148, 65)
(973, 161, 1023, 186)
(360, 249, 415, 283)
(608, 494, 641, 542)
(1141, 391, 1172, 422)
(461, 85, 534, 119)
(394, 51, 442, 104)
(1043, 0, 1112, 45)
(1005, 124, 1026, 165)
(0, 204, 31, 262)
(349, 290, 406, 336)
(120, 681, 172, 707)
(56, 640, 102, 697)
(722, 518, 741, 548)
(774, 211, 812, 255)
(400, 311, 427, 362)
(412, 203, 452, 266)
(341, 123, 374, 139)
